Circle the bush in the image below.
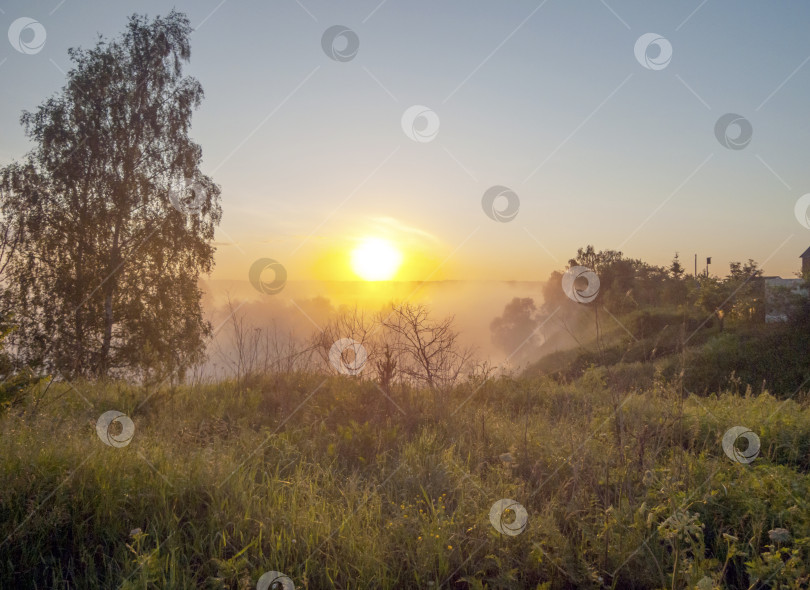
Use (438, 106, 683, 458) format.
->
(679, 327, 810, 396)
(624, 307, 710, 341)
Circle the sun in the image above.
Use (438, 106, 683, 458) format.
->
(350, 237, 402, 281)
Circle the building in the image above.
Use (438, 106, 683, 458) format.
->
(802, 246, 810, 275)
(763, 247, 810, 322)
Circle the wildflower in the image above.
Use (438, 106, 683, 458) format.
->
(417, 536, 422, 541)
(768, 528, 791, 543)
(129, 528, 142, 538)
(447, 545, 453, 550)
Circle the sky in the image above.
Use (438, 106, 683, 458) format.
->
(2, 0, 810, 284)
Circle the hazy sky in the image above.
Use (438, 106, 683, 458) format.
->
(2, 0, 810, 282)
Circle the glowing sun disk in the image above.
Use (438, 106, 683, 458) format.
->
(350, 238, 402, 281)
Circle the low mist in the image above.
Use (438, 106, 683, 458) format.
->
(200, 279, 552, 379)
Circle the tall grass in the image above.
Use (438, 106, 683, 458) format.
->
(1, 374, 809, 588)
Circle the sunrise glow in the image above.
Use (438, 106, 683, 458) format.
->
(350, 237, 403, 281)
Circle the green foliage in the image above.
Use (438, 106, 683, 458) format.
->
(0, 11, 221, 380)
(528, 247, 809, 398)
(2, 375, 810, 588)
(623, 307, 709, 342)
(676, 326, 810, 395)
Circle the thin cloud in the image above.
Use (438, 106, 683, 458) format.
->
(369, 217, 440, 244)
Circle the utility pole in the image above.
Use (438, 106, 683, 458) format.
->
(706, 256, 712, 277)
(694, 253, 697, 277)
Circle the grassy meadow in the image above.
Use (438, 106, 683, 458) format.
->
(2, 4, 809, 589)
(2, 365, 810, 589)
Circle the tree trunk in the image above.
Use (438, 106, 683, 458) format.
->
(99, 290, 113, 377)
(98, 221, 121, 377)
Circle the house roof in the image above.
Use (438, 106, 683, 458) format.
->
(802, 246, 810, 258)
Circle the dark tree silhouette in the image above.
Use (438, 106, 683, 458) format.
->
(669, 252, 685, 278)
(381, 302, 473, 392)
(490, 297, 542, 361)
(0, 11, 221, 380)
